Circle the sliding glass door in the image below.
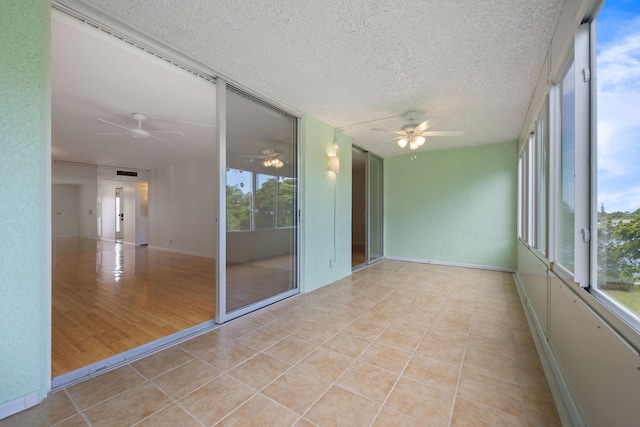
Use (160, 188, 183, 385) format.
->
(218, 84, 299, 321)
(352, 146, 384, 269)
(368, 154, 383, 263)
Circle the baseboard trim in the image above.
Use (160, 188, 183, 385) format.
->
(385, 256, 514, 272)
(513, 272, 586, 427)
(0, 391, 40, 421)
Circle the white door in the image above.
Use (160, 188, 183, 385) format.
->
(115, 187, 124, 242)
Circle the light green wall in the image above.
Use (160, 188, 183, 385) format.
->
(385, 142, 517, 270)
(0, 0, 51, 406)
(300, 115, 352, 292)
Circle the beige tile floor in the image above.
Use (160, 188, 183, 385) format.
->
(0, 260, 561, 427)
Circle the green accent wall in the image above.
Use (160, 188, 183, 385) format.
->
(300, 115, 352, 292)
(0, 0, 51, 407)
(385, 142, 517, 270)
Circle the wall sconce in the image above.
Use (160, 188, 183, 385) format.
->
(328, 155, 340, 174)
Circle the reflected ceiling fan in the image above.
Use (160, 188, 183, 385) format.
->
(372, 110, 464, 150)
(94, 112, 210, 145)
(239, 148, 287, 169)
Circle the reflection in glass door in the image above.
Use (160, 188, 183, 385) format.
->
(220, 86, 298, 320)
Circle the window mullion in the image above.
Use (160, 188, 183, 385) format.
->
(573, 23, 592, 287)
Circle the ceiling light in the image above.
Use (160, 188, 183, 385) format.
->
(129, 128, 150, 138)
(416, 135, 425, 146)
(409, 139, 419, 150)
(263, 158, 284, 168)
(398, 138, 408, 148)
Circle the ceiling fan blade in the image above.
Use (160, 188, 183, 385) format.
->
(145, 114, 215, 128)
(237, 154, 268, 159)
(149, 134, 174, 146)
(94, 117, 131, 132)
(94, 132, 128, 136)
(371, 128, 406, 135)
(148, 130, 186, 137)
(422, 130, 464, 136)
(414, 117, 441, 133)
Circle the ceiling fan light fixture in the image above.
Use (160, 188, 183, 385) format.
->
(409, 139, 419, 150)
(398, 138, 408, 148)
(416, 135, 426, 146)
(264, 158, 284, 168)
(129, 128, 150, 138)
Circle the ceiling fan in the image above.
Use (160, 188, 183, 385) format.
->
(239, 148, 287, 169)
(93, 112, 190, 145)
(372, 110, 464, 150)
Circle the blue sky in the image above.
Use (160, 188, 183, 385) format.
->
(596, 0, 640, 213)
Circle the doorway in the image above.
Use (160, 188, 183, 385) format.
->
(114, 187, 123, 242)
(50, 7, 299, 384)
(51, 10, 218, 383)
(351, 146, 384, 269)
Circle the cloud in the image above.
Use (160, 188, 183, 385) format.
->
(597, 17, 640, 93)
(596, 21, 640, 206)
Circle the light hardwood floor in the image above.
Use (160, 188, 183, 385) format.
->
(52, 238, 217, 377)
(52, 238, 295, 377)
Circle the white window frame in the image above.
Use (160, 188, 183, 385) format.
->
(549, 23, 591, 287)
(587, 16, 640, 333)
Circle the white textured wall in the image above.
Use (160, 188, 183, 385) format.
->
(52, 184, 79, 237)
(0, 0, 51, 410)
(52, 162, 98, 239)
(148, 157, 217, 257)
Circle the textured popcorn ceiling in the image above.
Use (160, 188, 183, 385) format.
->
(75, 0, 561, 156)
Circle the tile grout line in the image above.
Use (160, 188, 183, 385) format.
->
(368, 271, 454, 426)
(290, 277, 416, 425)
(446, 279, 477, 427)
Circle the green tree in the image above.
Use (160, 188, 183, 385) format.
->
(610, 214, 640, 281)
(256, 177, 276, 229)
(226, 184, 251, 230)
(277, 178, 297, 227)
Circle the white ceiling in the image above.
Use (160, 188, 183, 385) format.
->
(53, 0, 562, 164)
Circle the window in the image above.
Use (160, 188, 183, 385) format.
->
(256, 174, 276, 229)
(226, 168, 253, 231)
(535, 100, 549, 254)
(276, 177, 296, 228)
(226, 169, 297, 231)
(557, 58, 576, 273)
(518, 102, 549, 253)
(518, 145, 529, 241)
(593, 0, 640, 319)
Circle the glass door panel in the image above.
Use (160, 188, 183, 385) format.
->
(368, 154, 383, 262)
(223, 87, 298, 316)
